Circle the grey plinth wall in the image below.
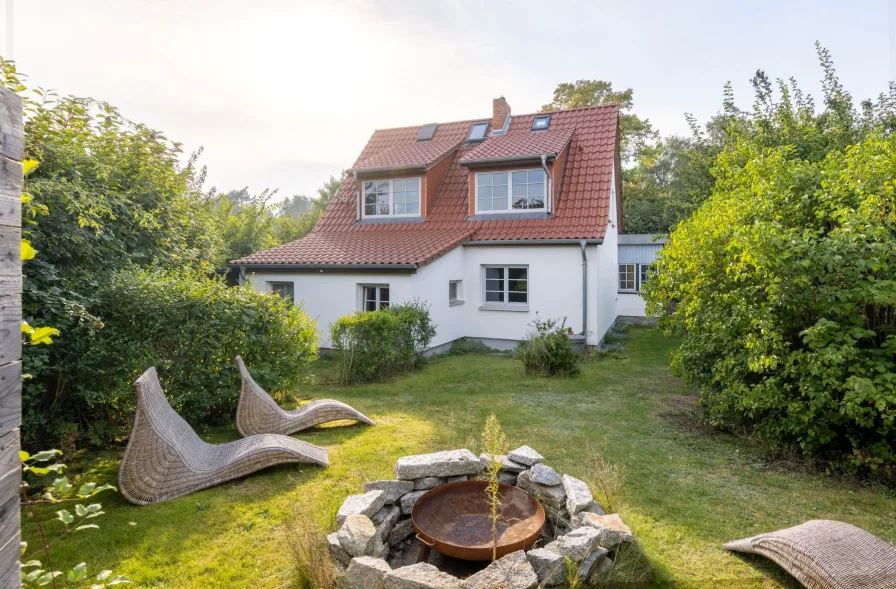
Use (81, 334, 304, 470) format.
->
(0, 84, 24, 588)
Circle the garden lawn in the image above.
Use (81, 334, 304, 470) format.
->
(22, 328, 895, 588)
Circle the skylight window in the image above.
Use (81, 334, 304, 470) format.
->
(532, 114, 550, 131)
(467, 122, 489, 142)
(417, 124, 437, 142)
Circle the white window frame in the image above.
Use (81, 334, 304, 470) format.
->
(360, 284, 390, 311)
(618, 264, 637, 293)
(474, 169, 547, 215)
(361, 178, 422, 219)
(481, 265, 529, 309)
(639, 264, 653, 289)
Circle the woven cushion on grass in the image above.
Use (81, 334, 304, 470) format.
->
(724, 520, 896, 589)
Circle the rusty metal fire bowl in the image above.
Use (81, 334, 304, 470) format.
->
(411, 480, 546, 562)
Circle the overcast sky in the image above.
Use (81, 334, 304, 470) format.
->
(3, 0, 893, 198)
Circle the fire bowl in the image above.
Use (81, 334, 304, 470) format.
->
(411, 480, 546, 562)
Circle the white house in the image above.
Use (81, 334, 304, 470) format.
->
(235, 97, 644, 351)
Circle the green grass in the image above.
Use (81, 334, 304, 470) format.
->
(22, 328, 895, 588)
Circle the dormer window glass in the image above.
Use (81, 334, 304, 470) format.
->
(475, 169, 546, 213)
(468, 122, 489, 142)
(532, 114, 550, 131)
(363, 178, 421, 218)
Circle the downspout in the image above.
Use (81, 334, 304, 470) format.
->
(238, 264, 247, 287)
(353, 171, 360, 222)
(579, 240, 587, 335)
(540, 154, 552, 214)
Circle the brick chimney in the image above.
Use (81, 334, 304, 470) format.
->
(491, 96, 511, 133)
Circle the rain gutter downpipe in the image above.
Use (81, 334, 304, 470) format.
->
(580, 240, 587, 336)
(540, 154, 552, 213)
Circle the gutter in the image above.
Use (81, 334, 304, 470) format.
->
(459, 152, 557, 166)
(235, 263, 418, 272)
(464, 238, 603, 246)
(347, 164, 427, 175)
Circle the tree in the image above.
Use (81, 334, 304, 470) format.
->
(643, 45, 896, 482)
(541, 79, 657, 163)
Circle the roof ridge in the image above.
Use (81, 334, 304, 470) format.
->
(369, 103, 619, 134)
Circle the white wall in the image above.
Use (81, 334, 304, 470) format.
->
(247, 247, 467, 349)
(244, 240, 616, 349)
(592, 166, 619, 342)
(617, 293, 646, 317)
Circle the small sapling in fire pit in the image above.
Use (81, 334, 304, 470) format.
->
(480, 414, 509, 562)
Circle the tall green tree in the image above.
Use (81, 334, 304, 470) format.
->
(643, 44, 896, 481)
(540, 79, 657, 163)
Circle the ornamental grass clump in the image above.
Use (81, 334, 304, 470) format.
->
(514, 315, 580, 377)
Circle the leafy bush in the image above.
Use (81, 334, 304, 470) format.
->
(644, 51, 896, 481)
(25, 269, 318, 445)
(514, 316, 580, 377)
(329, 300, 436, 384)
(446, 337, 497, 356)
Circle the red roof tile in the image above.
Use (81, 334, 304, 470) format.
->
(459, 129, 573, 164)
(349, 136, 462, 172)
(234, 105, 619, 267)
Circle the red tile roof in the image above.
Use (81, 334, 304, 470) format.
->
(234, 229, 473, 266)
(459, 129, 573, 165)
(349, 136, 463, 172)
(233, 105, 619, 268)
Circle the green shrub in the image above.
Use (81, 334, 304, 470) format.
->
(329, 300, 436, 385)
(645, 135, 896, 482)
(514, 316, 580, 377)
(24, 268, 318, 445)
(446, 337, 497, 356)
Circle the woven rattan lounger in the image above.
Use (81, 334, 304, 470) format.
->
(234, 355, 374, 437)
(119, 367, 328, 505)
(724, 520, 896, 589)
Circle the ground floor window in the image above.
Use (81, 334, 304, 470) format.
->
(362, 285, 390, 311)
(619, 264, 653, 292)
(269, 281, 295, 303)
(449, 280, 463, 304)
(483, 266, 528, 307)
(618, 265, 637, 292)
(639, 264, 653, 288)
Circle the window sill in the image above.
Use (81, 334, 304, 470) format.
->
(357, 217, 425, 225)
(618, 290, 639, 294)
(449, 300, 464, 307)
(479, 305, 529, 312)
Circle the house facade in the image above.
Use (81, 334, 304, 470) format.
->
(234, 98, 627, 351)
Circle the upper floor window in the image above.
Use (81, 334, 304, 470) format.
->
(468, 122, 489, 142)
(363, 178, 421, 218)
(475, 169, 546, 213)
(532, 114, 550, 131)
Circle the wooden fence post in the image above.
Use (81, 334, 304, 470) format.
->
(0, 84, 24, 588)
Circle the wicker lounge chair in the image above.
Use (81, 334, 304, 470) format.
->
(234, 355, 374, 437)
(724, 520, 896, 589)
(119, 367, 328, 505)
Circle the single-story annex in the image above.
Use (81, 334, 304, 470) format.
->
(233, 97, 662, 351)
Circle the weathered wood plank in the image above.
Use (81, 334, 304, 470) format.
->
(0, 296, 21, 368)
(0, 430, 19, 507)
(0, 227, 21, 279)
(0, 363, 21, 433)
(0, 88, 24, 162)
(0, 495, 18, 584)
(0, 275, 21, 298)
(0, 158, 22, 229)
